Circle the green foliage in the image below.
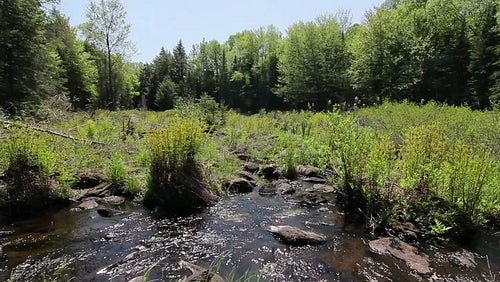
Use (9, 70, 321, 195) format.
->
(107, 153, 126, 185)
(144, 117, 207, 205)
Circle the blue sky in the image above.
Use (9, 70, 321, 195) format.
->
(58, 0, 384, 63)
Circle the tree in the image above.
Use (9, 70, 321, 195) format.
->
(0, 0, 58, 113)
(81, 0, 132, 109)
(278, 16, 349, 110)
(45, 9, 97, 109)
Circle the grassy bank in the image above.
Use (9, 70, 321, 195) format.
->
(0, 101, 498, 238)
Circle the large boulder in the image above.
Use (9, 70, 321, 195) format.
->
(267, 225, 327, 246)
(369, 237, 431, 275)
(227, 178, 255, 193)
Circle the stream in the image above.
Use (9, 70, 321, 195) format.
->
(0, 179, 499, 281)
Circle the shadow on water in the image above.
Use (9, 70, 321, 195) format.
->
(0, 180, 499, 281)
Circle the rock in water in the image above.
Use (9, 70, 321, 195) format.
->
(258, 183, 276, 196)
(179, 260, 226, 282)
(97, 208, 117, 217)
(77, 199, 98, 210)
(227, 178, 255, 193)
(267, 225, 327, 246)
(260, 165, 281, 180)
(102, 195, 125, 205)
(369, 237, 431, 275)
(277, 182, 295, 195)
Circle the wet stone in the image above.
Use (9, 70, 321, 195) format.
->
(243, 162, 259, 173)
(102, 196, 125, 205)
(277, 182, 295, 195)
(296, 165, 318, 177)
(77, 200, 98, 210)
(369, 237, 431, 275)
(268, 225, 327, 246)
(227, 178, 255, 193)
(448, 250, 477, 269)
(238, 171, 258, 182)
(258, 183, 277, 196)
(303, 177, 327, 184)
(261, 165, 281, 180)
(97, 208, 117, 217)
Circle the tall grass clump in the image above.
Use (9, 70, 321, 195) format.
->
(144, 118, 218, 210)
(0, 128, 71, 215)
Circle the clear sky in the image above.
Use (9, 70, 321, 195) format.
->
(58, 0, 385, 63)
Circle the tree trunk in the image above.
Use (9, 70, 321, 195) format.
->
(106, 35, 114, 109)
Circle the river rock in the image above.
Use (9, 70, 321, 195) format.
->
(102, 196, 125, 205)
(77, 199, 98, 210)
(243, 162, 259, 173)
(78, 182, 112, 200)
(297, 165, 318, 177)
(97, 208, 117, 217)
(238, 171, 258, 183)
(277, 182, 295, 195)
(303, 177, 327, 184)
(369, 237, 431, 275)
(307, 184, 336, 193)
(73, 173, 108, 189)
(258, 183, 276, 196)
(448, 250, 477, 269)
(268, 225, 327, 246)
(227, 178, 255, 193)
(179, 260, 226, 282)
(260, 165, 281, 180)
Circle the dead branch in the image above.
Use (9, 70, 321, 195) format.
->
(1, 120, 109, 146)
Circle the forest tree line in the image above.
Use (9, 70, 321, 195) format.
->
(1, 0, 499, 116)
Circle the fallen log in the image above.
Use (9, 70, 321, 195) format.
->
(1, 120, 108, 146)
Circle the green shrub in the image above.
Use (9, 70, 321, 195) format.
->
(0, 128, 70, 214)
(108, 153, 126, 185)
(144, 117, 207, 208)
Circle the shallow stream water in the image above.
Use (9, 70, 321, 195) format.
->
(0, 180, 499, 281)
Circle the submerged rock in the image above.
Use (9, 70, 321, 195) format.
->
(77, 200, 99, 210)
(267, 225, 327, 246)
(179, 260, 226, 282)
(369, 237, 431, 275)
(228, 178, 255, 193)
(97, 208, 119, 217)
(258, 183, 277, 196)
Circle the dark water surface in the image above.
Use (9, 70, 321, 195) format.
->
(1, 182, 499, 281)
